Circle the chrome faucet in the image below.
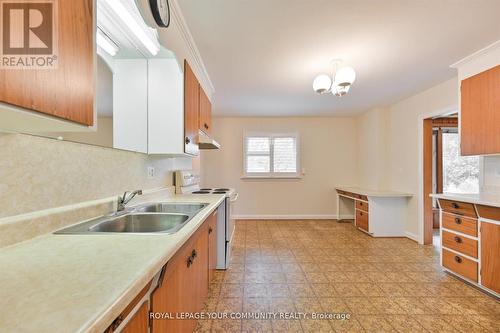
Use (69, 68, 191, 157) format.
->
(117, 190, 143, 211)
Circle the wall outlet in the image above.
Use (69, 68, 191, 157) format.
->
(147, 166, 155, 179)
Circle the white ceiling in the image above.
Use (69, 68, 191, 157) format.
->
(178, 0, 500, 117)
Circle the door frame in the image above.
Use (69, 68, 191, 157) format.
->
(417, 108, 457, 245)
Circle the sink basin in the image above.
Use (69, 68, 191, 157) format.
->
(88, 213, 189, 233)
(134, 203, 208, 214)
(54, 201, 208, 235)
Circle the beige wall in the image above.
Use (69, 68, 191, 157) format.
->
(200, 117, 358, 218)
(355, 78, 460, 240)
(0, 133, 192, 219)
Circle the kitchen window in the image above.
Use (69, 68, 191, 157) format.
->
(243, 133, 300, 178)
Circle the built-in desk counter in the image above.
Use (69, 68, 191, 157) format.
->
(335, 187, 413, 237)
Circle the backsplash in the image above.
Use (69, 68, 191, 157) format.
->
(0, 133, 192, 219)
(482, 155, 500, 194)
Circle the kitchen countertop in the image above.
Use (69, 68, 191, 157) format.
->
(431, 192, 500, 208)
(336, 186, 413, 198)
(0, 193, 226, 333)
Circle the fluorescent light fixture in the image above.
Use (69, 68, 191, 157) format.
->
(106, 0, 160, 56)
(96, 28, 118, 56)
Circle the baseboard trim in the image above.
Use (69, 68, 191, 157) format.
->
(405, 231, 420, 243)
(233, 214, 339, 220)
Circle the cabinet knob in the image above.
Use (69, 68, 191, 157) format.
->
(455, 217, 462, 224)
(452, 202, 460, 209)
(454, 256, 462, 264)
(192, 249, 197, 258)
(185, 137, 191, 144)
(204, 123, 209, 129)
(187, 256, 193, 267)
(208, 227, 213, 234)
(454, 236, 462, 243)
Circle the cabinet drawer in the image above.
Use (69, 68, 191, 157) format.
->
(355, 200, 369, 212)
(442, 212, 477, 237)
(442, 230, 477, 258)
(438, 199, 477, 218)
(442, 249, 478, 282)
(476, 205, 500, 221)
(356, 209, 368, 232)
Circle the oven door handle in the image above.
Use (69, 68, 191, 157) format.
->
(230, 193, 239, 202)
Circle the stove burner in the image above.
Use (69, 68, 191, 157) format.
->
(213, 191, 227, 194)
(200, 188, 213, 191)
(214, 188, 229, 191)
(192, 191, 210, 194)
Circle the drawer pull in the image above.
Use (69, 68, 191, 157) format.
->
(454, 236, 462, 243)
(187, 256, 193, 267)
(454, 256, 462, 264)
(455, 217, 462, 224)
(192, 249, 197, 258)
(452, 202, 460, 209)
(359, 212, 363, 216)
(208, 227, 213, 234)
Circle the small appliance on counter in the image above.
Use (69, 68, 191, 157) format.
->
(174, 170, 238, 269)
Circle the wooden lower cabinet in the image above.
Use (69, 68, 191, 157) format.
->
(121, 302, 149, 333)
(208, 211, 217, 283)
(151, 221, 209, 332)
(442, 249, 478, 282)
(480, 221, 500, 293)
(355, 209, 368, 232)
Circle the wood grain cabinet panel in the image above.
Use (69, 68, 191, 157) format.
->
(184, 60, 200, 155)
(460, 65, 500, 156)
(442, 249, 478, 282)
(442, 212, 478, 237)
(0, 0, 94, 126)
(199, 86, 212, 136)
(442, 230, 477, 258)
(480, 221, 500, 293)
(355, 200, 369, 212)
(355, 209, 368, 232)
(121, 302, 148, 333)
(438, 199, 477, 218)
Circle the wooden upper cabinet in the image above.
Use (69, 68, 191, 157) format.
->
(184, 60, 199, 155)
(460, 65, 500, 156)
(0, 0, 94, 126)
(199, 86, 212, 136)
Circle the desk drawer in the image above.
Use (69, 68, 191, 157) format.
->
(442, 230, 478, 258)
(438, 199, 477, 218)
(442, 249, 477, 282)
(442, 212, 477, 237)
(356, 209, 368, 232)
(355, 200, 369, 212)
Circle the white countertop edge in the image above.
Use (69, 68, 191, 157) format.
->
(430, 193, 500, 208)
(335, 186, 413, 198)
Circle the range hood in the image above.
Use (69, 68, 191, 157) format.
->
(198, 130, 221, 150)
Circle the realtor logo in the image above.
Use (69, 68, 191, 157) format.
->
(0, 0, 58, 69)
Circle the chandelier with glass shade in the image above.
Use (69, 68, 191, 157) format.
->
(312, 60, 356, 96)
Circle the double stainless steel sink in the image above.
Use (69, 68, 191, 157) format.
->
(55, 202, 208, 234)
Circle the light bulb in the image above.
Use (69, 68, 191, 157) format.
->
(334, 66, 356, 87)
(312, 74, 332, 94)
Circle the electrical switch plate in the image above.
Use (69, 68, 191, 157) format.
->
(147, 166, 155, 179)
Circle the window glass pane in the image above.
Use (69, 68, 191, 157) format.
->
(246, 155, 270, 173)
(273, 137, 297, 173)
(443, 133, 479, 193)
(246, 137, 270, 153)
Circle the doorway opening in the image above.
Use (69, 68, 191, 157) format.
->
(423, 113, 480, 246)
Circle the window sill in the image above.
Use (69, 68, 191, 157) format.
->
(241, 175, 303, 180)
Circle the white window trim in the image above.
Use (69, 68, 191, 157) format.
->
(242, 132, 301, 179)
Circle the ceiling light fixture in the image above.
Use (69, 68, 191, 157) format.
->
(313, 60, 356, 96)
(96, 28, 119, 56)
(103, 0, 160, 56)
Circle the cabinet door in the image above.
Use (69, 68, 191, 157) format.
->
(460, 65, 500, 155)
(192, 223, 209, 310)
(121, 301, 148, 333)
(480, 222, 500, 293)
(199, 86, 212, 136)
(208, 211, 217, 282)
(0, 0, 94, 126)
(184, 60, 199, 155)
